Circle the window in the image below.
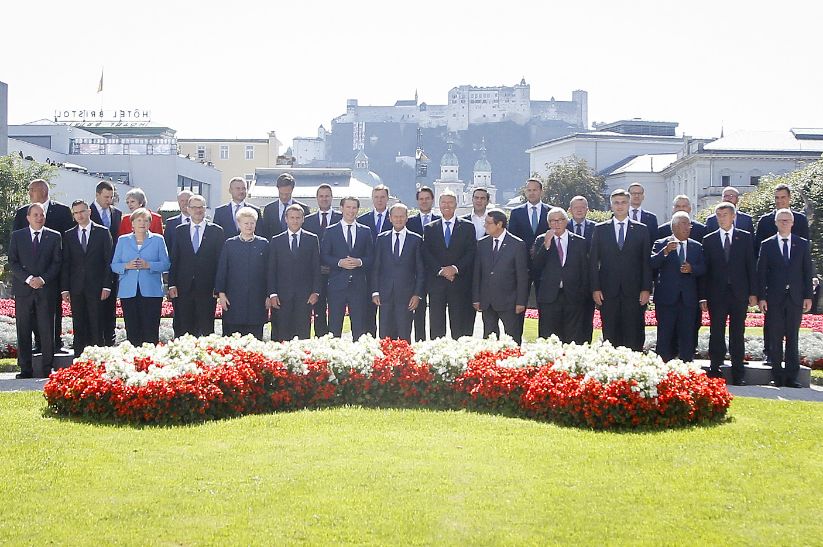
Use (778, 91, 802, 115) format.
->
(219, 145, 229, 160)
(245, 145, 254, 160)
(197, 146, 205, 160)
(750, 176, 761, 185)
(721, 175, 731, 186)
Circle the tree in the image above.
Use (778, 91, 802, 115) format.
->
(0, 155, 57, 253)
(736, 159, 822, 272)
(529, 157, 607, 210)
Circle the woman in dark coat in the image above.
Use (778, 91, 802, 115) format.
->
(215, 207, 270, 339)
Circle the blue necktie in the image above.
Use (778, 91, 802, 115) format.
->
(346, 224, 353, 251)
(423, 214, 429, 226)
(782, 238, 790, 263)
(617, 222, 625, 250)
(376, 212, 383, 234)
(678, 242, 685, 264)
(192, 224, 201, 252)
(291, 233, 298, 254)
(444, 221, 452, 248)
(394, 232, 401, 258)
(575, 223, 582, 237)
(32, 231, 40, 256)
(101, 208, 110, 228)
(530, 206, 538, 233)
(81, 228, 87, 252)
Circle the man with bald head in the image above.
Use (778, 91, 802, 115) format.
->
(9, 203, 63, 378)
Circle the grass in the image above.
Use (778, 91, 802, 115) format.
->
(1, 393, 821, 544)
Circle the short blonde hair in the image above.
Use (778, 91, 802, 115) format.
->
(130, 207, 152, 223)
(235, 206, 258, 223)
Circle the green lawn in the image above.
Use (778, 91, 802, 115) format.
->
(1, 393, 821, 544)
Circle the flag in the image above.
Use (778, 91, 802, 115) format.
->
(97, 70, 104, 93)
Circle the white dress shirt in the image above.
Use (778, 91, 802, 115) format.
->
(612, 217, 629, 241)
(469, 212, 487, 240)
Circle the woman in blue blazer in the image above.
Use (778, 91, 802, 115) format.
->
(111, 208, 171, 345)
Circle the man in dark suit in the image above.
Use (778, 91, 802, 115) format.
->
(262, 173, 310, 240)
(627, 182, 659, 243)
(473, 209, 529, 344)
(754, 183, 810, 250)
(462, 187, 490, 241)
(13, 179, 74, 352)
(568, 195, 597, 342)
(212, 176, 264, 239)
(371, 203, 425, 342)
(357, 184, 392, 336)
(320, 196, 374, 339)
(650, 212, 706, 362)
(406, 186, 440, 341)
(268, 204, 322, 341)
(89, 180, 122, 346)
(757, 209, 814, 388)
(508, 177, 551, 252)
(8, 203, 62, 378)
(423, 190, 477, 340)
(164, 189, 193, 337)
(533, 207, 590, 344)
(590, 189, 653, 351)
(657, 195, 707, 242)
(704, 186, 754, 234)
(167, 195, 226, 338)
(60, 200, 113, 357)
(753, 183, 812, 365)
(700, 203, 758, 384)
(302, 183, 342, 337)
(163, 190, 193, 258)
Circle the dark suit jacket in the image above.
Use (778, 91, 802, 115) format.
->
(508, 202, 550, 251)
(89, 204, 123, 248)
(700, 228, 757, 303)
(14, 200, 74, 234)
(163, 214, 190, 259)
(705, 211, 754, 234)
(649, 238, 706, 306)
(268, 230, 322, 300)
(755, 210, 810, 252)
(372, 230, 425, 303)
(472, 232, 529, 311)
(60, 223, 113, 295)
(422, 217, 477, 294)
(357, 209, 392, 243)
(303, 210, 343, 242)
(212, 202, 264, 239)
(630, 209, 659, 243)
(532, 232, 590, 304)
(590, 219, 652, 298)
(168, 222, 226, 296)
(657, 220, 706, 242)
(406, 213, 440, 236)
(8, 227, 63, 297)
(757, 235, 814, 306)
(566, 219, 596, 251)
(262, 200, 311, 240)
(320, 222, 374, 292)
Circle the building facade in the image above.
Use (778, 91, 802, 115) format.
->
(177, 132, 281, 204)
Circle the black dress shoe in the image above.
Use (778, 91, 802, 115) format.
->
(770, 379, 784, 387)
(707, 369, 724, 379)
(785, 381, 803, 388)
(15, 372, 33, 379)
(732, 378, 747, 386)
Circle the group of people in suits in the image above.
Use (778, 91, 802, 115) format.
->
(8, 172, 816, 388)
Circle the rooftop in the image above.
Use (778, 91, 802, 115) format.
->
(703, 129, 823, 153)
(608, 154, 678, 175)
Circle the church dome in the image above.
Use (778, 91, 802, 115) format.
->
(474, 157, 491, 172)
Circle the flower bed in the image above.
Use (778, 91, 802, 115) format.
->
(44, 335, 731, 429)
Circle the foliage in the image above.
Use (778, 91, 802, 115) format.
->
(737, 159, 823, 270)
(585, 208, 612, 223)
(0, 155, 57, 253)
(530, 156, 607, 210)
(2, 393, 823, 544)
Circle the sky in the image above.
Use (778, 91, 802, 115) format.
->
(3, 0, 822, 146)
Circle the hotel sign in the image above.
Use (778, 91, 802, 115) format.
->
(53, 108, 152, 127)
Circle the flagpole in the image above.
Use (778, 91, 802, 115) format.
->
(98, 67, 104, 114)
